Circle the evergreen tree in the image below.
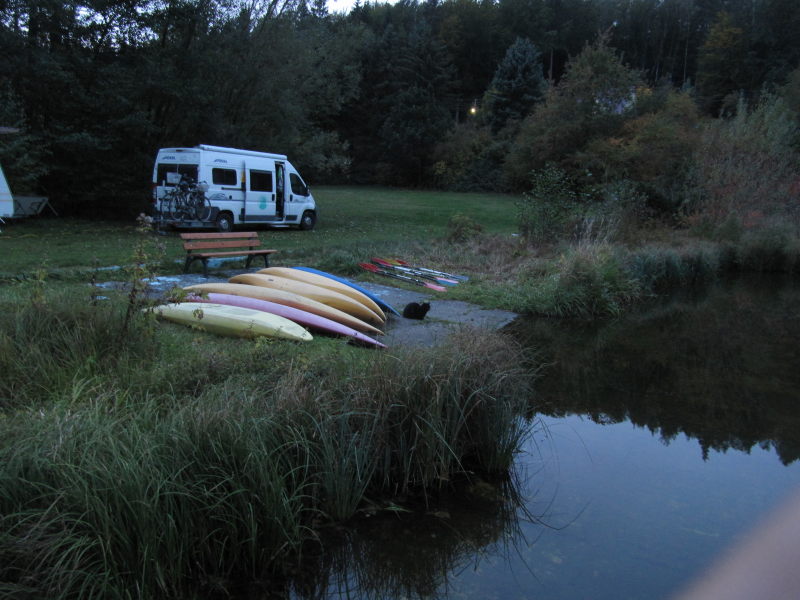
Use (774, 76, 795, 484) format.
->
(484, 37, 546, 131)
(695, 11, 748, 116)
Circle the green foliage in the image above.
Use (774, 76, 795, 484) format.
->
(624, 244, 723, 293)
(505, 33, 643, 190)
(0, 325, 534, 597)
(695, 11, 750, 116)
(431, 122, 499, 191)
(483, 37, 547, 131)
(579, 89, 700, 214)
(516, 165, 581, 244)
(518, 245, 640, 317)
(0, 286, 155, 409)
(689, 92, 800, 227)
(445, 213, 484, 243)
(0, 84, 48, 194)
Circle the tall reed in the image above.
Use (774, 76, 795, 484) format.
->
(0, 315, 535, 599)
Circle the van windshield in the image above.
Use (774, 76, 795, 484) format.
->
(156, 163, 198, 186)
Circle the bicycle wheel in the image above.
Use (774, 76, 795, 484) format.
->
(162, 193, 178, 220)
(191, 192, 212, 221)
(174, 191, 193, 221)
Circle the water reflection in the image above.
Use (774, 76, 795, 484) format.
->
(511, 275, 800, 464)
(291, 475, 548, 600)
(280, 276, 800, 600)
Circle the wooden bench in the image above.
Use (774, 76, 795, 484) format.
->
(180, 232, 277, 277)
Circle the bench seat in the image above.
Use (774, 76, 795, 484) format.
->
(180, 232, 277, 277)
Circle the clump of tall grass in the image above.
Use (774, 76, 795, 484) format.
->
(0, 328, 535, 598)
(531, 245, 640, 317)
(624, 243, 723, 293)
(0, 284, 157, 409)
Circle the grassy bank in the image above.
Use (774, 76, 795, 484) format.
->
(0, 278, 534, 598)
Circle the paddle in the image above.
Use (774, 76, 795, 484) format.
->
(379, 258, 469, 281)
(371, 258, 459, 286)
(358, 263, 447, 292)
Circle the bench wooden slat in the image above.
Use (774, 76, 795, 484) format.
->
(180, 232, 258, 240)
(192, 250, 277, 258)
(180, 231, 277, 277)
(183, 239, 262, 251)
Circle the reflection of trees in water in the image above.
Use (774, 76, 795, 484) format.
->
(514, 276, 800, 464)
(291, 474, 545, 600)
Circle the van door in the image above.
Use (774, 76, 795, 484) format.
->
(244, 164, 277, 221)
(275, 162, 286, 218)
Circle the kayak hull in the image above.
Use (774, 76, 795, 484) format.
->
(153, 302, 312, 341)
(292, 266, 401, 317)
(229, 273, 385, 325)
(258, 267, 386, 321)
(186, 292, 386, 348)
(183, 282, 384, 336)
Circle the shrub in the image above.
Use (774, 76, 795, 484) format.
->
(579, 89, 700, 215)
(516, 165, 582, 245)
(534, 246, 639, 317)
(445, 213, 484, 243)
(688, 93, 799, 226)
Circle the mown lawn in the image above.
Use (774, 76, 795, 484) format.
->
(0, 186, 518, 277)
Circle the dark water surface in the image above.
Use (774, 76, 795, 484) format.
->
(294, 276, 800, 600)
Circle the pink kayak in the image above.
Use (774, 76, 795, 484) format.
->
(185, 292, 386, 349)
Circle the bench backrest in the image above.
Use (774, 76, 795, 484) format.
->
(180, 232, 261, 252)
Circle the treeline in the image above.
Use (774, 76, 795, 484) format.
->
(1, 0, 799, 217)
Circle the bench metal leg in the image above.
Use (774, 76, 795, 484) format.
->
(184, 256, 210, 277)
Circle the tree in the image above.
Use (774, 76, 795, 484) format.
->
(505, 33, 642, 189)
(483, 37, 546, 131)
(695, 11, 748, 115)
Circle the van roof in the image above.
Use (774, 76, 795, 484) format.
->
(157, 145, 287, 161)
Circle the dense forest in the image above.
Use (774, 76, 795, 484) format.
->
(1, 0, 799, 217)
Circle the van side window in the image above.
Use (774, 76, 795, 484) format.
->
(212, 168, 238, 186)
(290, 173, 308, 196)
(250, 170, 273, 192)
(157, 164, 198, 186)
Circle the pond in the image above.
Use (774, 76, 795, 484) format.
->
(291, 275, 800, 600)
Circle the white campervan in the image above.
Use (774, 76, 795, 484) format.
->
(152, 144, 317, 231)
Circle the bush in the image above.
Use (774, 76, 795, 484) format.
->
(578, 89, 700, 215)
(688, 93, 799, 226)
(445, 213, 484, 243)
(516, 165, 582, 245)
(524, 245, 640, 317)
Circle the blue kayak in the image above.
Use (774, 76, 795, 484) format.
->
(292, 266, 401, 317)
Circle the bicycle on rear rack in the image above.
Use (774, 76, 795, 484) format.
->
(159, 175, 212, 222)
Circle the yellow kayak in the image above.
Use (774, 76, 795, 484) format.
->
(258, 267, 387, 321)
(153, 302, 313, 341)
(229, 273, 385, 325)
(184, 283, 384, 336)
